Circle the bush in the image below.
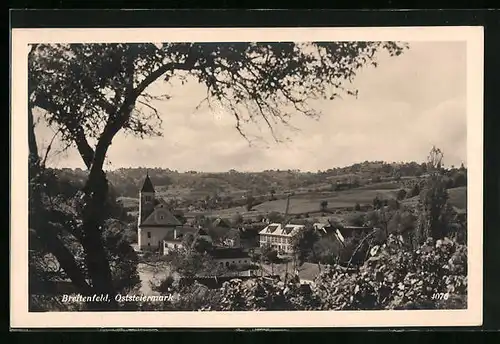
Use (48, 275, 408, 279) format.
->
(314, 236, 467, 310)
(143, 236, 466, 312)
(396, 189, 407, 201)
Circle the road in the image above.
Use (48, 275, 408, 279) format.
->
(137, 263, 171, 295)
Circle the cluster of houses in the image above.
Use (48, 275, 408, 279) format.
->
(135, 174, 377, 284)
(136, 173, 255, 270)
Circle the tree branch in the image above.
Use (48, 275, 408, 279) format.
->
(31, 224, 92, 294)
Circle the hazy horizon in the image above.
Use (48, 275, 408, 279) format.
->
(34, 41, 467, 173)
(56, 157, 464, 175)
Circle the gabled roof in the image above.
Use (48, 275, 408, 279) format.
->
(197, 227, 210, 236)
(140, 174, 155, 193)
(140, 204, 182, 227)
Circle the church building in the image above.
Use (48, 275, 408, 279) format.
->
(137, 173, 183, 251)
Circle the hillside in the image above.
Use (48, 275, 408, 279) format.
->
(207, 187, 399, 220)
(55, 160, 435, 198)
(402, 186, 467, 210)
(52, 162, 467, 219)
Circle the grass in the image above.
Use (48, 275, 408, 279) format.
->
(120, 184, 408, 220)
(402, 186, 467, 210)
(118, 196, 139, 209)
(447, 186, 467, 209)
(209, 188, 398, 219)
(356, 182, 401, 191)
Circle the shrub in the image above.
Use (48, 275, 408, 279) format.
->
(314, 235, 467, 310)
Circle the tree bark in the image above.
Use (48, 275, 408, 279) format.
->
(80, 169, 118, 310)
(27, 98, 41, 169)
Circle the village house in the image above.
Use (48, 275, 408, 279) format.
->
(208, 247, 252, 269)
(313, 221, 376, 245)
(258, 223, 305, 254)
(137, 173, 184, 251)
(258, 193, 306, 254)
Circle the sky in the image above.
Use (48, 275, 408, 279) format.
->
(35, 41, 467, 172)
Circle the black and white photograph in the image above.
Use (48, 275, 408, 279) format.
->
(11, 26, 483, 328)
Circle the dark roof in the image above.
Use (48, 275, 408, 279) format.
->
(140, 174, 155, 193)
(212, 217, 232, 228)
(208, 247, 250, 259)
(140, 204, 182, 227)
(197, 227, 209, 236)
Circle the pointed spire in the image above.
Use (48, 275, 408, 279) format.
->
(141, 172, 155, 193)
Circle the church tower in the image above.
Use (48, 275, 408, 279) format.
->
(139, 172, 156, 225)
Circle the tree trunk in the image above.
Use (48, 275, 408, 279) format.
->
(80, 170, 118, 310)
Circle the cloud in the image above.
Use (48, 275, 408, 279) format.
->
(37, 41, 467, 172)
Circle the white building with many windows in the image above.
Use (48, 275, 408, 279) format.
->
(258, 223, 305, 254)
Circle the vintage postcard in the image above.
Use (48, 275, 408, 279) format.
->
(11, 26, 483, 328)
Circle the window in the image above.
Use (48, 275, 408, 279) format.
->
(147, 232, 151, 238)
(147, 243, 150, 247)
(160, 215, 164, 220)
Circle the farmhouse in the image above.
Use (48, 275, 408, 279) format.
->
(137, 173, 183, 251)
(313, 222, 375, 245)
(208, 247, 252, 269)
(258, 223, 305, 254)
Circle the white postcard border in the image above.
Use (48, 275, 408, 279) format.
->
(10, 26, 484, 328)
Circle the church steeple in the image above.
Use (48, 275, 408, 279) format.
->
(141, 171, 155, 193)
(139, 171, 156, 227)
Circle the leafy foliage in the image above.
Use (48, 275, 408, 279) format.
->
(314, 235, 467, 310)
(145, 235, 466, 312)
(162, 248, 229, 278)
(29, 162, 140, 310)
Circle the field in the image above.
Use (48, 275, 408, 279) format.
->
(118, 196, 139, 209)
(119, 181, 467, 221)
(402, 186, 467, 210)
(120, 182, 402, 219)
(356, 181, 401, 190)
(211, 187, 399, 219)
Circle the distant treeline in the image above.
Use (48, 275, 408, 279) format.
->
(50, 161, 467, 199)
